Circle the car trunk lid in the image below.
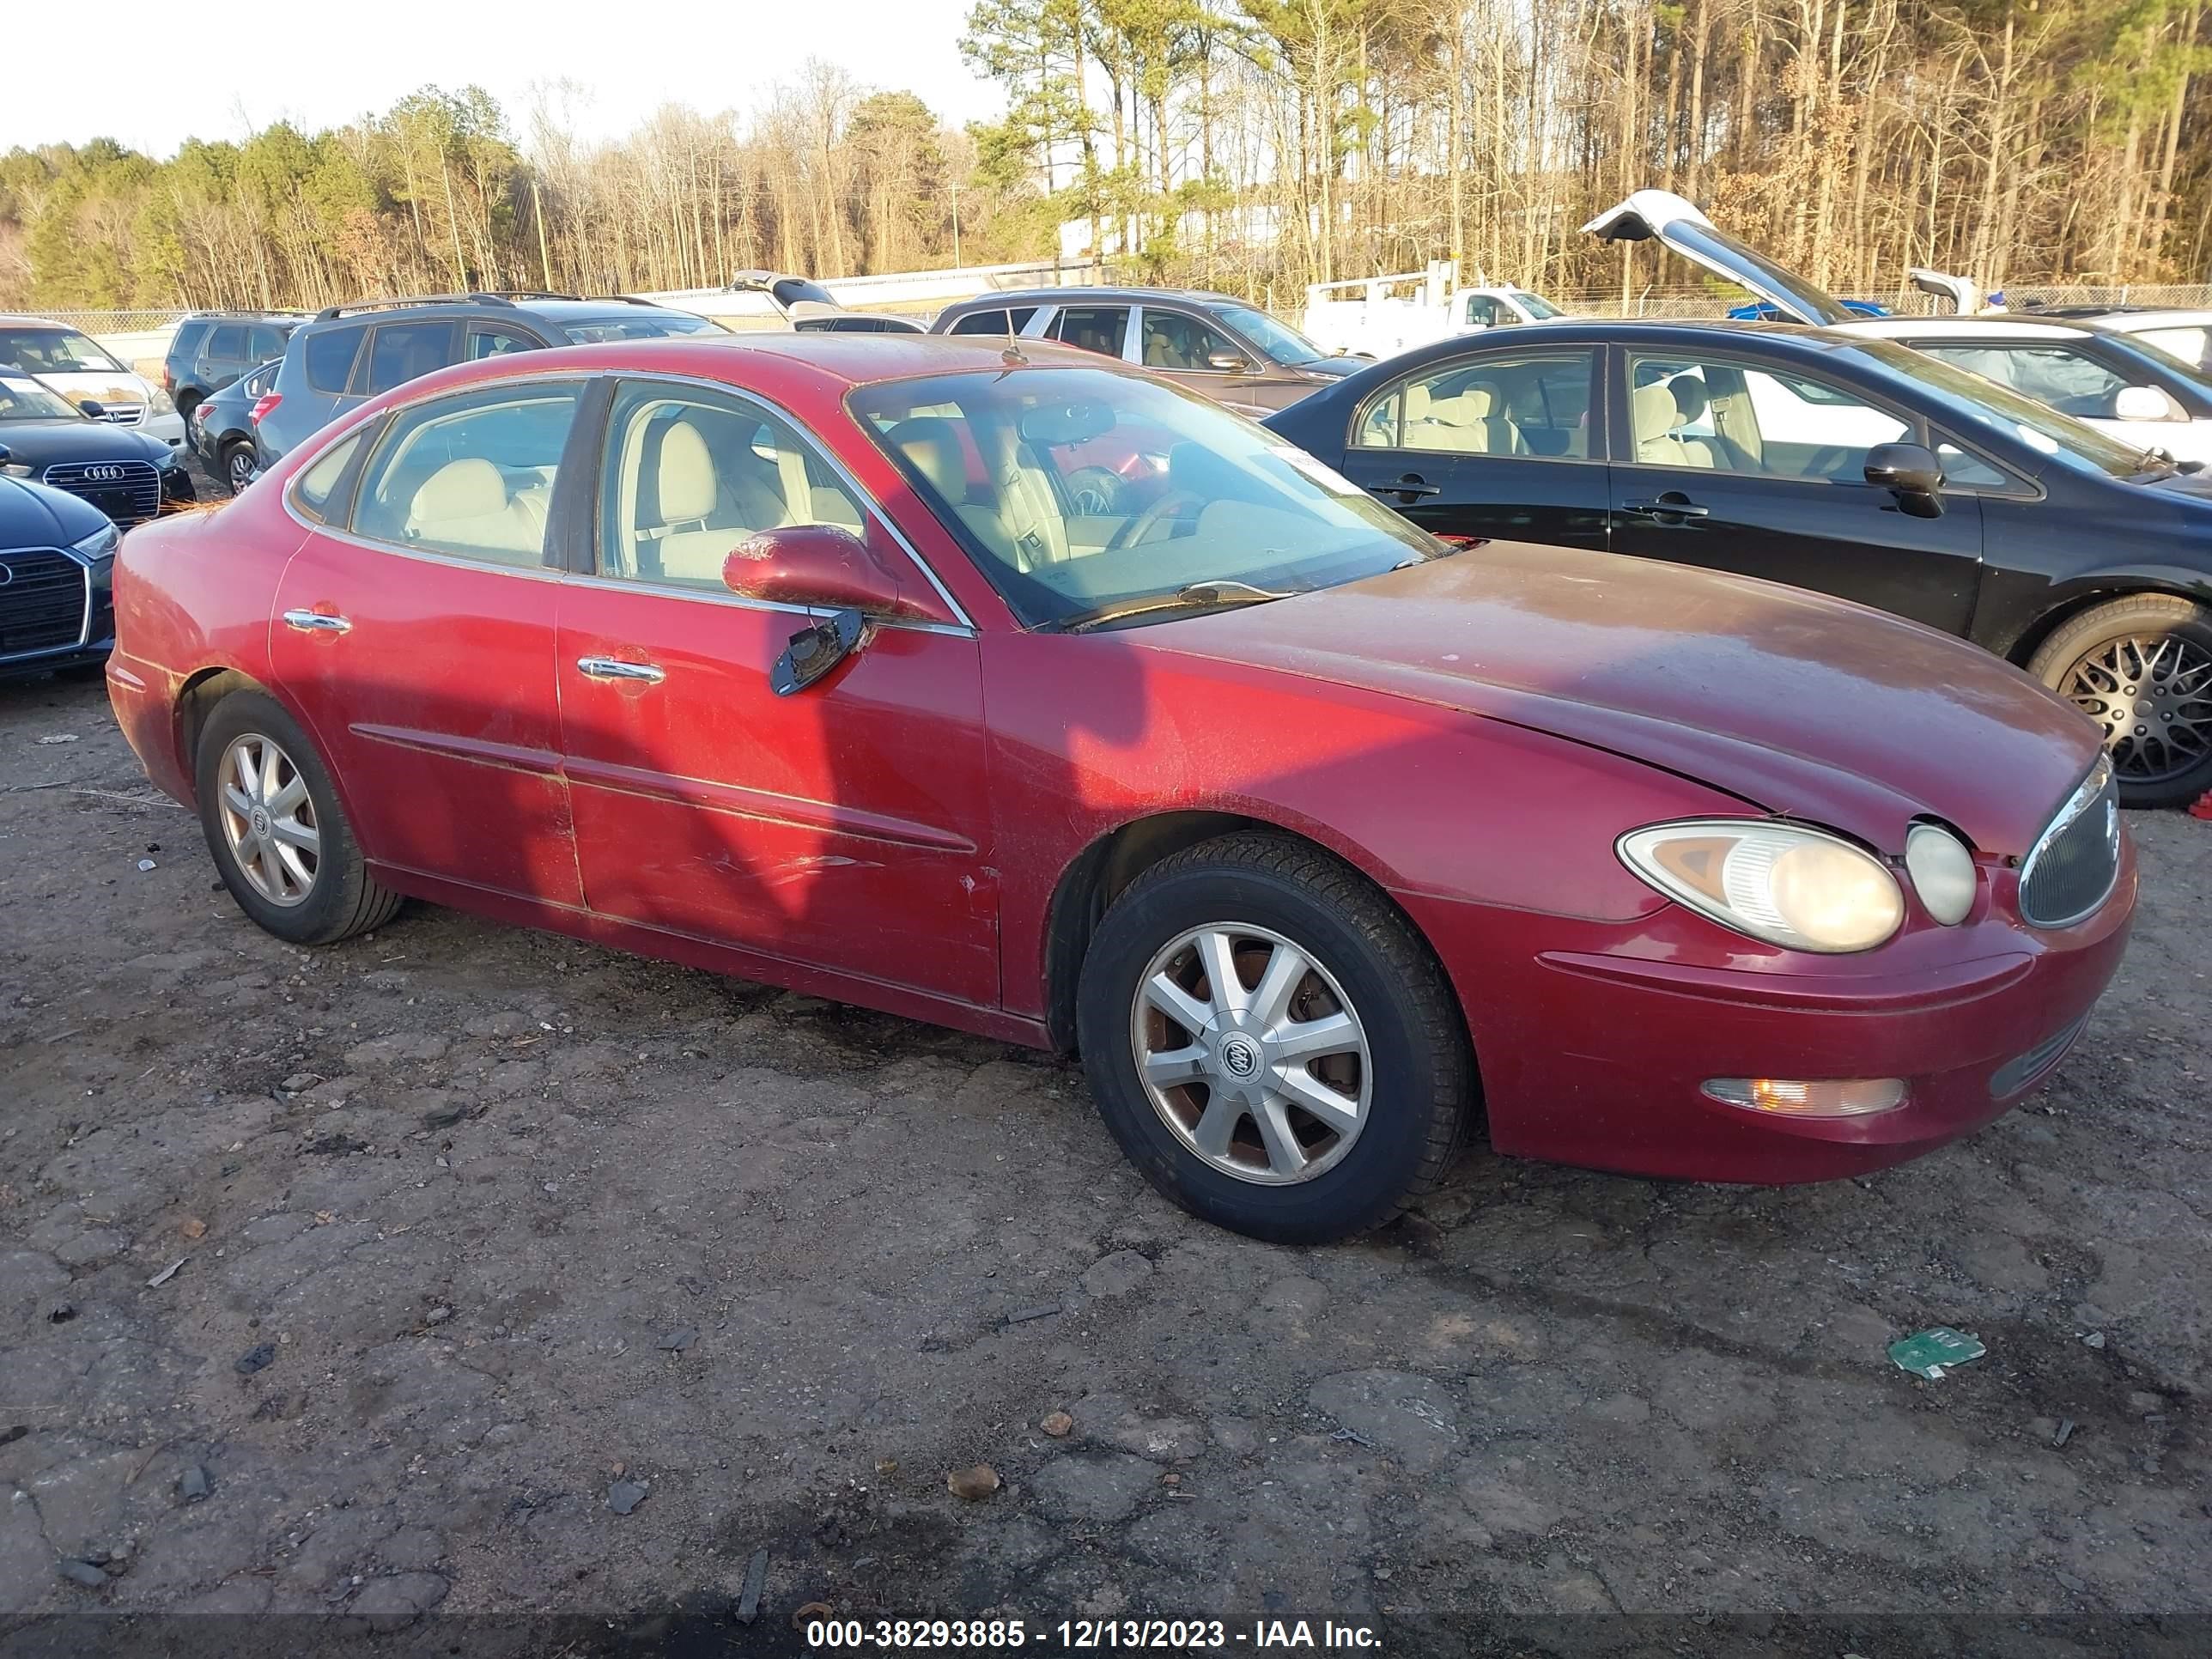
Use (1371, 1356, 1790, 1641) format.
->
(1583, 190, 1860, 327)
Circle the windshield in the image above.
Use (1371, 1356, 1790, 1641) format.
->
(0, 326, 126, 375)
(1511, 291, 1564, 320)
(1213, 304, 1331, 367)
(561, 313, 727, 343)
(0, 374, 85, 422)
(850, 367, 1439, 629)
(1861, 339, 2160, 477)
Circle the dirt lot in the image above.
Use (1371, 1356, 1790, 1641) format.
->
(2, 659, 2209, 1656)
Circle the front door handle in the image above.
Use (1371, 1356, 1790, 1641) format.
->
(576, 655, 666, 684)
(1368, 474, 1441, 501)
(1623, 495, 1711, 520)
(281, 609, 351, 634)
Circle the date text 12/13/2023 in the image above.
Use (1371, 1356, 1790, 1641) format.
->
(803, 1617, 1383, 1650)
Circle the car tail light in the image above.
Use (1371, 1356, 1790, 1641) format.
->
(250, 392, 282, 425)
(161, 367, 174, 391)
(1702, 1078, 1906, 1117)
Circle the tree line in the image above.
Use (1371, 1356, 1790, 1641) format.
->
(2, 0, 2206, 315)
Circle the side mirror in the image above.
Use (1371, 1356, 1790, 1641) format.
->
(722, 521, 921, 617)
(2113, 385, 2172, 422)
(1206, 350, 1251, 374)
(1864, 441, 1944, 495)
(78, 399, 106, 420)
(0, 444, 11, 467)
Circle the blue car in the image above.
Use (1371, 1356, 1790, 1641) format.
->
(0, 461, 118, 681)
(1727, 297, 1890, 321)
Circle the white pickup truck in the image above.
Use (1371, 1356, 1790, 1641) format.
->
(1300, 264, 1569, 360)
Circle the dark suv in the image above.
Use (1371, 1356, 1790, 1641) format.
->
(163, 312, 307, 422)
(927, 287, 1359, 415)
(254, 292, 726, 465)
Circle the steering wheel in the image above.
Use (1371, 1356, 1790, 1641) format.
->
(1110, 488, 1204, 551)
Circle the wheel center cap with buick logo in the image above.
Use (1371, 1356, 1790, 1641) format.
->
(1219, 1036, 1261, 1079)
(249, 807, 271, 839)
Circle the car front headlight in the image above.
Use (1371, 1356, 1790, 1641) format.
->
(71, 523, 121, 567)
(1903, 822, 1978, 925)
(1618, 819, 1905, 953)
(148, 386, 177, 415)
(1, 460, 30, 477)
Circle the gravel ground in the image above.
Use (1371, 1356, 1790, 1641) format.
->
(2, 661, 2209, 1657)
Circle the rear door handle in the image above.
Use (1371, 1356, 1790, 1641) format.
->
(282, 609, 351, 633)
(1623, 497, 1711, 520)
(1368, 475, 1441, 501)
(576, 655, 666, 684)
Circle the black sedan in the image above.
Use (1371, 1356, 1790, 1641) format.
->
(1264, 319, 2212, 805)
(191, 357, 280, 495)
(0, 373, 194, 525)
(0, 468, 118, 681)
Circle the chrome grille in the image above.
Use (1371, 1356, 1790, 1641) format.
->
(43, 459, 161, 525)
(0, 550, 90, 659)
(2019, 757, 2121, 927)
(92, 402, 147, 427)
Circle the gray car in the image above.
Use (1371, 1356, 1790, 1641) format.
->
(927, 287, 1361, 415)
(254, 291, 726, 465)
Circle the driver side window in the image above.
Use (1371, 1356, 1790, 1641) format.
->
(598, 381, 867, 591)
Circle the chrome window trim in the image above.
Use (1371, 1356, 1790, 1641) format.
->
(2017, 755, 2121, 928)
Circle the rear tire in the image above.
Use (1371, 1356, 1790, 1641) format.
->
(194, 690, 400, 945)
(221, 440, 258, 496)
(1076, 830, 1474, 1243)
(2027, 594, 2212, 808)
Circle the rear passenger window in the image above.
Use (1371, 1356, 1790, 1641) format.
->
(304, 327, 367, 394)
(350, 382, 581, 567)
(362, 322, 459, 396)
(172, 321, 211, 357)
(1050, 307, 1129, 357)
(1358, 350, 1595, 459)
(951, 310, 1007, 337)
(248, 326, 284, 362)
(206, 325, 247, 360)
(469, 327, 537, 360)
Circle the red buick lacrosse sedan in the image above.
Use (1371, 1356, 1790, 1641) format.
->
(106, 333, 2134, 1241)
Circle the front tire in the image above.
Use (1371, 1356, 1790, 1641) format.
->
(2027, 595, 2212, 807)
(194, 690, 400, 945)
(1076, 831, 1473, 1243)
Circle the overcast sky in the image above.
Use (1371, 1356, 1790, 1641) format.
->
(5, 0, 1000, 157)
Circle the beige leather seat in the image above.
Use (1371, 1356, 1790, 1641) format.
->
(653, 420, 757, 583)
(405, 459, 550, 562)
(1428, 384, 1524, 455)
(1632, 380, 1719, 468)
(890, 417, 1024, 568)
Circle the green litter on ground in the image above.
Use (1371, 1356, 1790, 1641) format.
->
(1887, 1327, 1987, 1379)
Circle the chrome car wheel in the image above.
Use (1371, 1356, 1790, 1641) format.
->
(1129, 921, 1370, 1185)
(226, 447, 258, 495)
(216, 733, 320, 906)
(2062, 631, 2212, 787)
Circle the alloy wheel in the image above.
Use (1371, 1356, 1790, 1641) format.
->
(1128, 922, 1370, 1185)
(216, 733, 320, 906)
(2062, 632, 2212, 786)
(227, 449, 257, 494)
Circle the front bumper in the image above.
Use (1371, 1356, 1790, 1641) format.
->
(1399, 839, 2137, 1184)
(144, 411, 187, 448)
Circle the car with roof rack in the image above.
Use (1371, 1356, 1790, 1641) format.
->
(253, 291, 726, 465)
(163, 311, 309, 425)
(927, 287, 1363, 416)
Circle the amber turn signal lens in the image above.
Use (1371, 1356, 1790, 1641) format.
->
(1701, 1078, 1907, 1117)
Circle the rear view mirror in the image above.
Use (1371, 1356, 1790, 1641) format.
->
(1018, 400, 1115, 447)
(2113, 385, 2172, 422)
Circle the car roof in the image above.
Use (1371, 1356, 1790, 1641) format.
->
(0, 314, 80, 330)
(942, 287, 1248, 308)
(2087, 308, 2212, 329)
(301, 294, 706, 328)
(1845, 317, 2093, 340)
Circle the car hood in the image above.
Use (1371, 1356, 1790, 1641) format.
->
(1147, 542, 2100, 856)
(0, 474, 109, 547)
(21, 368, 155, 405)
(0, 417, 171, 468)
(1583, 190, 1861, 328)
